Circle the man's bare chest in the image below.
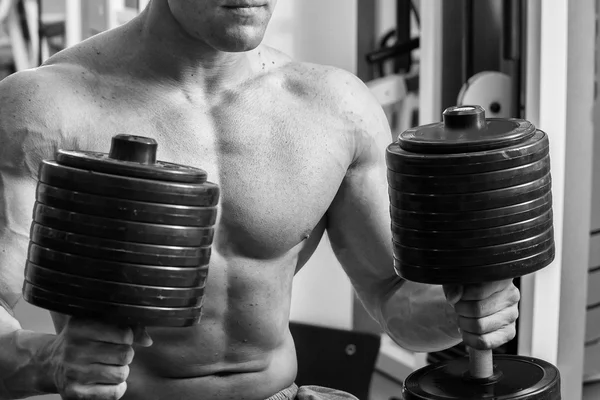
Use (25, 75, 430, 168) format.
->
(73, 98, 351, 258)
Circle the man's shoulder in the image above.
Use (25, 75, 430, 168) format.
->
(267, 50, 389, 138)
(267, 52, 382, 118)
(262, 50, 391, 164)
(0, 62, 93, 116)
(0, 65, 88, 174)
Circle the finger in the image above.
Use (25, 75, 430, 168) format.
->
(457, 306, 519, 335)
(81, 365, 130, 385)
(79, 343, 135, 366)
(454, 284, 520, 318)
(460, 280, 514, 301)
(63, 381, 127, 400)
(68, 319, 134, 345)
(442, 284, 463, 306)
(132, 325, 153, 347)
(64, 343, 134, 367)
(461, 323, 517, 350)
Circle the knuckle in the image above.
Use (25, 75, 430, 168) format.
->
(513, 307, 520, 321)
(62, 385, 85, 400)
(111, 382, 128, 400)
(117, 346, 135, 365)
(474, 335, 493, 350)
(506, 324, 517, 341)
(469, 301, 486, 317)
(509, 306, 519, 322)
(473, 319, 487, 334)
(115, 366, 130, 382)
(510, 286, 521, 303)
(117, 327, 134, 345)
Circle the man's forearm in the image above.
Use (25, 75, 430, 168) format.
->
(377, 280, 463, 353)
(0, 313, 57, 399)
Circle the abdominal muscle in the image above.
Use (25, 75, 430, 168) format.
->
(122, 253, 302, 400)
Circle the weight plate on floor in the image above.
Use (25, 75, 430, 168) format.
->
(33, 203, 214, 247)
(386, 130, 548, 175)
(387, 155, 550, 194)
(39, 161, 219, 207)
(397, 106, 536, 154)
(25, 262, 205, 308)
(28, 244, 208, 287)
(23, 282, 203, 327)
(390, 193, 552, 231)
(30, 224, 210, 267)
(392, 210, 553, 249)
(36, 184, 217, 227)
(402, 354, 561, 400)
(389, 173, 551, 213)
(393, 228, 553, 267)
(394, 244, 555, 284)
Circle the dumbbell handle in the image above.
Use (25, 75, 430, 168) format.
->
(468, 347, 493, 379)
(464, 281, 498, 379)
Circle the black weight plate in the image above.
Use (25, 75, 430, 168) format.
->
(398, 118, 536, 154)
(23, 282, 203, 327)
(36, 184, 217, 227)
(30, 224, 210, 267)
(28, 244, 208, 288)
(386, 130, 548, 175)
(25, 262, 205, 308)
(389, 173, 551, 213)
(57, 149, 207, 184)
(394, 244, 555, 284)
(33, 203, 214, 247)
(387, 155, 550, 194)
(390, 193, 552, 231)
(392, 210, 553, 249)
(393, 228, 553, 267)
(402, 354, 561, 400)
(39, 161, 219, 207)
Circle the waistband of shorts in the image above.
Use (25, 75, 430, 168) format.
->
(265, 383, 299, 400)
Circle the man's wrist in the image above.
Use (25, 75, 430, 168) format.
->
(2, 330, 58, 398)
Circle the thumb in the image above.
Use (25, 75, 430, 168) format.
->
(443, 284, 463, 307)
(132, 325, 153, 347)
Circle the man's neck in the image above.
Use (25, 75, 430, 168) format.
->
(129, 1, 258, 94)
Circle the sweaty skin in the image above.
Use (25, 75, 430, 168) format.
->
(0, 1, 520, 399)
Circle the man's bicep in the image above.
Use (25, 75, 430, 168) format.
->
(0, 72, 60, 309)
(326, 88, 400, 301)
(0, 158, 39, 311)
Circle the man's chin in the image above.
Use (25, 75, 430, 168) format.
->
(213, 35, 265, 53)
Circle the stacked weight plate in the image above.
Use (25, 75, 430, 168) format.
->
(387, 106, 560, 400)
(23, 135, 219, 327)
(387, 106, 554, 285)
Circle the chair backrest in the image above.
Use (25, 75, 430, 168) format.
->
(289, 321, 382, 399)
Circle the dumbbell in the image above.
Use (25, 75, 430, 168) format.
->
(23, 134, 219, 327)
(386, 106, 561, 400)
